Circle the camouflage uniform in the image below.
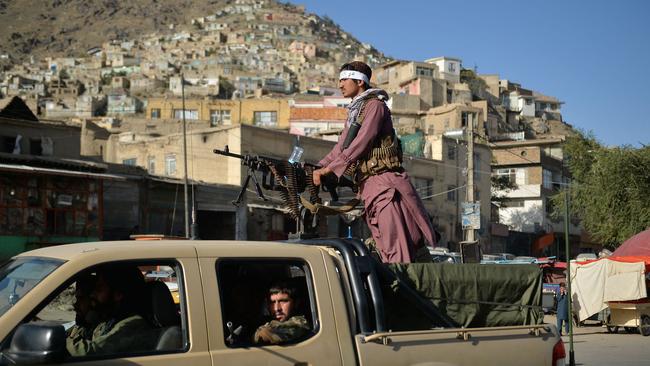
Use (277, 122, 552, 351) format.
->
(67, 315, 157, 356)
(253, 315, 310, 345)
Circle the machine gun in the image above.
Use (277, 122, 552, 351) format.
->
(213, 146, 357, 222)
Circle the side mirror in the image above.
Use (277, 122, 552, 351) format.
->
(4, 322, 66, 365)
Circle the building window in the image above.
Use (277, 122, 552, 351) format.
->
(165, 155, 177, 175)
(447, 185, 456, 202)
(496, 168, 517, 185)
(416, 66, 433, 77)
(122, 158, 137, 166)
(173, 109, 199, 120)
(1, 135, 16, 153)
(447, 144, 456, 160)
(148, 156, 155, 174)
(303, 127, 320, 136)
(29, 139, 42, 155)
(210, 109, 232, 126)
(412, 178, 433, 200)
(254, 111, 277, 127)
(543, 169, 553, 189)
(502, 200, 525, 208)
(151, 108, 161, 119)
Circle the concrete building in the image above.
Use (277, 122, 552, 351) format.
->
(491, 137, 580, 256)
(145, 97, 291, 129)
(0, 114, 102, 258)
(425, 56, 462, 84)
(374, 60, 446, 111)
(289, 107, 347, 137)
(425, 134, 493, 252)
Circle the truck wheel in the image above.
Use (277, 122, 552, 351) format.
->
(606, 325, 619, 333)
(639, 315, 650, 337)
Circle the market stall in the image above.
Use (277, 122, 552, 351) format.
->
(571, 229, 650, 336)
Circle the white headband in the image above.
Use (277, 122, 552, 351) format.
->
(339, 70, 369, 84)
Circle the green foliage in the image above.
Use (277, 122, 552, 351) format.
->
(58, 68, 70, 80)
(551, 132, 650, 248)
(491, 174, 517, 204)
(460, 69, 488, 99)
(218, 78, 235, 99)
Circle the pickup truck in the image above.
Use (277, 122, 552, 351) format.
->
(0, 239, 566, 365)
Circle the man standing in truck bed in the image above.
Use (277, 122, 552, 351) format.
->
(312, 61, 437, 263)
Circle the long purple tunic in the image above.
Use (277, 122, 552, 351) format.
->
(319, 98, 436, 263)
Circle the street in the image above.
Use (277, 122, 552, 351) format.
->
(546, 315, 650, 366)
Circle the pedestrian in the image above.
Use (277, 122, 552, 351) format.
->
(312, 61, 437, 263)
(556, 282, 570, 335)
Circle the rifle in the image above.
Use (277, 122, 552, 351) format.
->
(213, 146, 356, 220)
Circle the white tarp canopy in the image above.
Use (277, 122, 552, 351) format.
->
(570, 259, 647, 321)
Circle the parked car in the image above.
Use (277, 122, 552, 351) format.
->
(576, 253, 597, 261)
(431, 253, 456, 263)
(492, 253, 516, 261)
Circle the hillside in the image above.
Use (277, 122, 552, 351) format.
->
(0, 0, 227, 62)
(0, 0, 388, 68)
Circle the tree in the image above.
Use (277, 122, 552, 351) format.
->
(460, 69, 488, 100)
(218, 78, 235, 99)
(552, 131, 650, 248)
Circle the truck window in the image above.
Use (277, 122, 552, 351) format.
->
(0, 257, 63, 316)
(4, 260, 188, 362)
(216, 259, 318, 348)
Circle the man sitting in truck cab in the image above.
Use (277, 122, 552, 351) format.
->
(67, 264, 158, 356)
(253, 281, 311, 345)
(66, 272, 100, 343)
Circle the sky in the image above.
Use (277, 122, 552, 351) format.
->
(295, 0, 650, 147)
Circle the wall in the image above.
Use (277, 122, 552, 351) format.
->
(0, 117, 81, 158)
(498, 199, 544, 233)
(492, 146, 542, 165)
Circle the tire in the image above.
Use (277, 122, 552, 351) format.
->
(624, 327, 637, 334)
(639, 315, 650, 337)
(606, 325, 619, 333)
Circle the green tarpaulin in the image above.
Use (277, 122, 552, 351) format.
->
(399, 130, 425, 157)
(381, 263, 543, 330)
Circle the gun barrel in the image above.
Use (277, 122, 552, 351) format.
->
(213, 148, 245, 159)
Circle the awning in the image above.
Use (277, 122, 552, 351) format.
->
(0, 163, 129, 181)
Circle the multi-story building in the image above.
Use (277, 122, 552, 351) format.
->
(145, 96, 291, 129)
(425, 56, 462, 84)
(491, 137, 581, 256)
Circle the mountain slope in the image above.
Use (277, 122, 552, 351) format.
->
(0, 0, 227, 62)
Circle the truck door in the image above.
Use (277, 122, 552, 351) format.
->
(0, 245, 211, 366)
(197, 244, 344, 366)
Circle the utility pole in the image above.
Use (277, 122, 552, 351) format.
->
(466, 112, 475, 243)
(564, 188, 575, 366)
(181, 73, 190, 238)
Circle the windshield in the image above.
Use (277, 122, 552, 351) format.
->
(0, 257, 64, 316)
